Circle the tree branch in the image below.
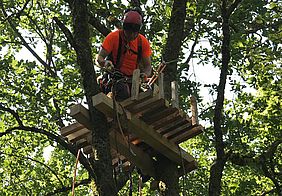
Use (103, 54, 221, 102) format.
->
(2, 152, 64, 187)
(0, 103, 23, 126)
(227, 0, 242, 17)
(88, 13, 111, 37)
(225, 141, 282, 167)
(0, 125, 96, 179)
(184, 0, 207, 67)
(245, 20, 282, 34)
(2, 0, 31, 22)
(0, 2, 56, 77)
(62, 0, 110, 37)
(53, 16, 77, 49)
(209, 0, 231, 195)
(46, 178, 91, 196)
(228, 140, 282, 194)
(184, 17, 202, 67)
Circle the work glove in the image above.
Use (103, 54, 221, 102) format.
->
(140, 73, 148, 82)
(103, 60, 114, 71)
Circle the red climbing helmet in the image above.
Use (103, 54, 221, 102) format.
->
(123, 10, 142, 32)
(123, 10, 142, 25)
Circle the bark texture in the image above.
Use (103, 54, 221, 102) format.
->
(155, 1, 187, 195)
(71, 1, 117, 195)
(163, 0, 187, 99)
(155, 154, 180, 195)
(209, 0, 242, 195)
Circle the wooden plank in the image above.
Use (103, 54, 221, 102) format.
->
(131, 98, 165, 116)
(67, 128, 90, 143)
(128, 116, 195, 165)
(69, 104, 92, 128)
(114, 161, 133, 173)
(120, 89, 153, 109)
(171, 81, 179, 108)
(147, 109, 179, 126)
(170, 125, 204, 144)
(153, 83, 159, 96)
(131, 69, 140, 100)
(158, 73, 164, 99)
(140, 105, 167, 121)
(142, 107, 178, 124)
(109, 131, 155, 176)
(163, 123, 191, 139)
(154, 116, 185, 133)
(190, 96, 198, 125)
(91, 93, 196, 166)
(129, 96, 164, 114)
(112, 154, 126, 165)
(60, 122, 84, 137)
(69, 103, 156, 177)
(60, 122, 90, 148)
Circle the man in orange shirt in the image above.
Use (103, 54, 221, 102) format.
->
(96, 9, 152, 101)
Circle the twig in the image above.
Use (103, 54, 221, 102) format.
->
(1, 152, 64, 187)
(0, 3, 56, 77)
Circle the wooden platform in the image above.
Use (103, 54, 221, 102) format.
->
(60, 70, 204, 178)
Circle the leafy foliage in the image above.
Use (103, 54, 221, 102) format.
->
(0, 0, 281, 195)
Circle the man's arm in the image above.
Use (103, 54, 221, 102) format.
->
(140, 56, 152, 76)
(96, 48, 109, 66)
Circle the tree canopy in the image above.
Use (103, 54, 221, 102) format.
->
(0, 0, 281, 195)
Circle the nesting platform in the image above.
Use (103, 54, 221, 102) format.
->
(60, 70, 204, 178)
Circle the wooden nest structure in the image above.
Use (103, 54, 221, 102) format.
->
(60, 69, 204, 178)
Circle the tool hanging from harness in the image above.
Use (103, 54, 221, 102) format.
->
(99, 30, 143, 100)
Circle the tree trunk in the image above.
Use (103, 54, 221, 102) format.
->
(156, 1, 187, 195)
(155, 154, 180, 195)
(208, 0, 239, 195)
(71, 1, 117, 195)
(163, 0, 187, 99)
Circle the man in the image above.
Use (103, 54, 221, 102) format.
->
(96, 9, 152, 101)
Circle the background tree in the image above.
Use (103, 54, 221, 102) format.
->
(0, 0, 281, 195)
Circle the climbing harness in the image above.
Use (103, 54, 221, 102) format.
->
(107, 30, 142, 70)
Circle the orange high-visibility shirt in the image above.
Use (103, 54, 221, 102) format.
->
(101, 30, 152, 76)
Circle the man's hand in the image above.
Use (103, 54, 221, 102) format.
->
(103, 60, 114, 71)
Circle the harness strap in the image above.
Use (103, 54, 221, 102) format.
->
(115, 30, 123, 69)
(115, 30, 142, 69)
(137, 35, 142, 68)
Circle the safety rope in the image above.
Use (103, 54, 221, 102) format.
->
(72, 149, 81, 196)
(112, 80, 123, 177)
(111, 76, 137, 178)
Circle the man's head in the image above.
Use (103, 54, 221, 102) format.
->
(122, 10, 142, 41)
